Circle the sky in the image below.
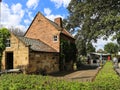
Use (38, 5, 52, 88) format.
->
(0, 0, 116, 51)
(0, 0, 70, 30)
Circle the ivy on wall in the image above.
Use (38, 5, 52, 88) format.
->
(0, 28, 10, 70)
(60, 39, 77, 63)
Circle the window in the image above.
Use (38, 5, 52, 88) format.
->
(53, 35, 58, 42)
(6, 39, 10, 47)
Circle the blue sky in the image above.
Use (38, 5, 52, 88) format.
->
(0, 0, 70, 31)
(0, 0, 116, 50)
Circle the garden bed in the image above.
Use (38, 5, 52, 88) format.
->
(0, 61, 120, 90)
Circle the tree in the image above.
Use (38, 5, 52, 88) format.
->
(9, 27, 25, 36)
(0, 28, 10, 70)
(64, 0, 120, 57)
(97, 49, 105, 53)
(86, 43, 96, 53)
(113, 33, 120, 46)
(104, 42, 119, 54)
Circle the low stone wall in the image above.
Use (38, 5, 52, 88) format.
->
(28, 52, 59, 74)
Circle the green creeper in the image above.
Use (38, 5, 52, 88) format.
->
(0, 28, 10, 70)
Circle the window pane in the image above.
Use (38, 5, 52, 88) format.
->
(53, 35, 58, 41)
(6, 39, 10, 47)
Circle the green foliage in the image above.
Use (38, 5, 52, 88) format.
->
(97, 49, 105, 53)
(75, 35, 87, 56)
(64, 0, 120, 57)
(0, 28, 10, 52)
(113, 33, 120, 45)
(93, 61, 120, 90)
(0, 74, 88, 90)
(0, 61, 120, 90)
(86, 43, 96, 54)
(60, 39, 76, 62)
(75, 35, 95, 57)
(0, 28, 10, 70)
(104, 42, 119, 54)
(67, 0, 120, 37)
(79, 55, 87, 64)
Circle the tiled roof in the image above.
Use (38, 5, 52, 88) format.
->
(47, 18, 62, 31)
(47, 16, 75, 39)
(61, 29, 75, 39)
(18, 37, 57, 52)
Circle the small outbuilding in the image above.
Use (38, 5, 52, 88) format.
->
(89, 52, 111, 65)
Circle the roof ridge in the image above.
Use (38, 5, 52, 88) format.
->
(24, 11, 74, 39)
(46, 17, 62, 31)
(62, 29, 75, 39)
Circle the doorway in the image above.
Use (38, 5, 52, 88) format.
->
(5, 52, 13, 69)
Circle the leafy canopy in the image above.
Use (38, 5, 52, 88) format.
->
(104, 42, 119, 54)
(64, 0, 120, 56)
(0, 28, 10, 52)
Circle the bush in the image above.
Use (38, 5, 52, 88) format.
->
(0, 61, 120, 90)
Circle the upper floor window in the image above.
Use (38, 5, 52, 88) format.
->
(6, 39, 11, 47)
(53, 35, 58, 42)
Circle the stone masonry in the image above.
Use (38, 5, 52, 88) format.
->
(1, 33, 29, 70)
(25, 12, 60, 52)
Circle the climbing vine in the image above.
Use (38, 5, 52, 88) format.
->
(60, 38, 76, 63)
(0, 28, 10, 70)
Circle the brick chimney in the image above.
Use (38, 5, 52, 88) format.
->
(54, 17, 63, 28)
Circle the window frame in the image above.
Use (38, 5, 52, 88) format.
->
(53, 35, 58, 42)
(6, 38, 11, 48)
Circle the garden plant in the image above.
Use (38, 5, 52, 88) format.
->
(0, 61, 120, 90)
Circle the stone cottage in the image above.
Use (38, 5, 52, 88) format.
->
(1, 12, 75, 74)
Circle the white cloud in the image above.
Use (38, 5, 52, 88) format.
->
(44, 8, 51, 16)
(28, 11, 33, 20)
(1, 2, 26, 31)
(23, 11, 34, 25)
(44, 8, 63, 21)
(46, 14, 63, 21)
(26, 0, 40, 9)
(24, 19, 30, 25)
(11, 3, 24, 18)
(50, 0, 71, 8)
(93, 36, 117, 51)
(62, 0, 71, 7)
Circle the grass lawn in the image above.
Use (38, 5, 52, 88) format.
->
(0, 61, 120, 90)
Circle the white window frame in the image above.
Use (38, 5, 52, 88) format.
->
(6, 38, 11, 47)
(53, 35, 58, 42)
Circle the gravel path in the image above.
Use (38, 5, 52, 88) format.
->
(50, 67, 100, 82)
(64, 68, 100, 82)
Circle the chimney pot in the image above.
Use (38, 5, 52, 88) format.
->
(54, 17, 62, 28)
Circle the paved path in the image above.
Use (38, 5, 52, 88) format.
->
(64, 68, 100, 82)
(51, 67, 100, 82)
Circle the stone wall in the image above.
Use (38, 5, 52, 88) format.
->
(25, 12, 60, 52)
(1, 34, 29, 71)
(28, 52, 59, 74)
